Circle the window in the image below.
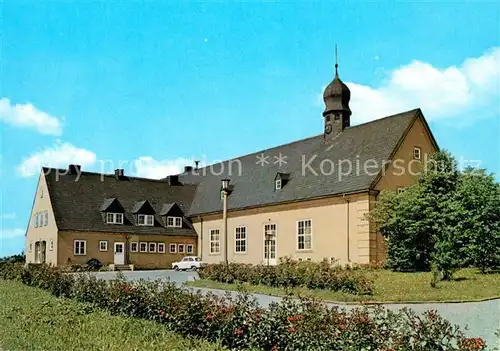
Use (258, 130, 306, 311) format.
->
(297, 257, 303, 262)
(74, 240, 86, 255)
(116, 213, 123, 223)
(167, 216, 182, 228)
(138, 214, 154, 226)
(297, 220, 312, 250)
(235, 226, 247, 253)
(413, 147, 421, 160)
(175, 217, 182, 227)
(397, 187, 406, 194)
(149, 242, 157, 253)
(158, 243, 165, 253)
(99, 240, 108, 252)
(44, 211, 48, 226)
(169, 243, 177, 253)
(306, 257, 312, 261)
(130, 242, 138, 252)
(187, 244, 194, 254)
(29, 242, 33, 252)
(275, 179, 282, 190)
(178, 244, 185, 254)
(139, 242, 147, 252)
(40, 190, 44, 198)
(210, 229, 220, 254)
(49, 240, 54, 251)
(107, 212, 124, 224)
(34, 213, 39, 228)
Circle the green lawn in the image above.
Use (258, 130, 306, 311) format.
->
(188, 268, 500, 303)
(0, 280, 226, 351)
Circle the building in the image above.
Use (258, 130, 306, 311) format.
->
(25, 65, 438, 268)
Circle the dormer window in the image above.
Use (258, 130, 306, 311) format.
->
(138, 214, 154, 226)
(106, 212, 123, 224)
(275, 179, 282, 190)
(167, 216, 182, 228)
(274, 172, 290, 191)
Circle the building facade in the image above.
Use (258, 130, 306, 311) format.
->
(25, 65, 438, 268)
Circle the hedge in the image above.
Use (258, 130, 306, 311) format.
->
(198, 258, 374, 295)
(0, 262, 488, 351)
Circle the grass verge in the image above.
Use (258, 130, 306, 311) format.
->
(0, 279, 226, 351)
(188, 268, 500, 303)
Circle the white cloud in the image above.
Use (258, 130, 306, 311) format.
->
(0, 228, 25, 240)
(17, 141, 96, 177)
(0, 213, 17, 220)
(0, 98, 63, 135)
(319, 47, 500, 124)
(133, 156, 195, 179)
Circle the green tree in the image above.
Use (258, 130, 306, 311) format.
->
(371, 151, 500, 277)
(453, 168, 500, 272)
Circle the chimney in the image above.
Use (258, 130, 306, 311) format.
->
(167, 175, 179, 185)
(114, 169, 124, 179)
(184, 166, 193, 173)
(194, 160, 200, 170)
(68, 164, 81, 174)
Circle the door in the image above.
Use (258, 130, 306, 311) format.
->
(264, 224, 277, 265)
(114, 242, 125, 265)
(34, 241, 46, 264)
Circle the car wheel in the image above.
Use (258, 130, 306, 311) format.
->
(190, 266, 197, 271)
(173, 265, 179, 271)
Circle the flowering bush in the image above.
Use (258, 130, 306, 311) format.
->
(0, 262, 488, 351)
(199, 258, 374, 295)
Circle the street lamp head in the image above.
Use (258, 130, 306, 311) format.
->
(221, 178, 230, 191)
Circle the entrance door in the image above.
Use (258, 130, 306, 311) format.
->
(114, 242, 125, 265)
(34, 241, 46, 264)
(264, 224, 277, 265)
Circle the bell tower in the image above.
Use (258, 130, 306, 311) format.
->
(323, 46, 351, 140)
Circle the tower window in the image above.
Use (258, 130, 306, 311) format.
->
(334, 114, 341, 121)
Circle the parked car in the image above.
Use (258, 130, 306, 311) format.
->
(172, 256, 206, 271)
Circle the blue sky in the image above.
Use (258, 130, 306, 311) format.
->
(1, 2, 499, 256)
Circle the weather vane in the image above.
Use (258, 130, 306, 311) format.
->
(335, 44, 339, 77)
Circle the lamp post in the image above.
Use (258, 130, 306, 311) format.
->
(221, 178, 230, 265)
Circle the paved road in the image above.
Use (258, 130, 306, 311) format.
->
(91, 270, 500, 349)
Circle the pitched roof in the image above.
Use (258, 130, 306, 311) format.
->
(99, 198, 118, 212)
(44, 170, 197, 235)
(178, 109, 421, 215)
(43, 108, 432, 229)
(159, 203, 184, 216)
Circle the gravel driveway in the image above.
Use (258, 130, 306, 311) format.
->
(91, 270, 500, 349)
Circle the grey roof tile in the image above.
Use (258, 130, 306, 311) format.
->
(44, 108, 423, 230)
(177, 109, 419, 215)
(43, 170, 197, 236)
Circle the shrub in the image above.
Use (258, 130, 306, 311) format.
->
(0, 263, 488, 351)
(199, 258, 374, 295)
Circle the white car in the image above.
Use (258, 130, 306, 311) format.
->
(172, 256, 206, 271)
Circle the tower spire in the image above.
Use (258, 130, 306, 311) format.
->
(335, 44, 339, 77)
